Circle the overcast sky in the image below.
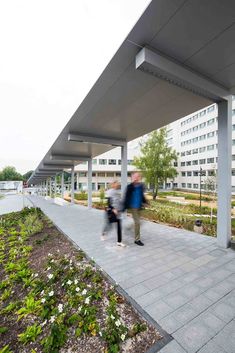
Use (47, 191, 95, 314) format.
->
(0, 0, 149, 174)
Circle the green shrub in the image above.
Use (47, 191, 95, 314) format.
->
(74, 191, 88, 201)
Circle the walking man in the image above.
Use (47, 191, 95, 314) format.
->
(123, 172, 147, 246)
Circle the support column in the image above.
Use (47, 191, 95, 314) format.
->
(46, 179, 48, 196)
(71, 166, 75, 204)
(54, 176, 57, 197)
(88, 158, 92, 209)
(49, 177, 52, 197)
(121, 142, 128, 195)
(76, 172, 79, 191)
(217, 97, 232, 248)
(61, 172, 64, 199)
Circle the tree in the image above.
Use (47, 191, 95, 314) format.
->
(204, 169, 217, 222)
(133, 128, 178, 200)
(23, 170, 33, 181)
(0, 166, 23, 181)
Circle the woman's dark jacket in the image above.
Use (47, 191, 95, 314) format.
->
(123, 183, 147, 211)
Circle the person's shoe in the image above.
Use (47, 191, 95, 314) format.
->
(135, 240, 144, 246)
(100, 234, 106, 241)
(117, 242, 126, 247)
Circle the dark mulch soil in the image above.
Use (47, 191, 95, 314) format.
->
(0, 210, 163, 353)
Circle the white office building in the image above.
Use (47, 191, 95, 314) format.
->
(74, 145, 139, 191)
(165, 97, 235, 191)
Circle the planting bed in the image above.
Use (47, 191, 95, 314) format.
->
(0, 208, 162, 353)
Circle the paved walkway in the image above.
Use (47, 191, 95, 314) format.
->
(23, 196, 235, 352)
(0, 194, 33, 215)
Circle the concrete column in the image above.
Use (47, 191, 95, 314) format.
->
(88, 158, 92, 209)
(121, 142, 128, 195)
(71, 166, 75, 204)
(76, 172, 79, 191)
(217, 97, 232, 248)
(61, 172, 64, 198)
(54, 176, 57, 197)
(49, 177, 52, 197)
(46, 179, 48, 196)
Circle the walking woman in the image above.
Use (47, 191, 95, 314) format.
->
(101, 181, 125, 247)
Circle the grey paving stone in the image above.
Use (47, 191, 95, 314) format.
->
(158, 340, 187, 353)
(126, 283, 149, 299)
(197, 339, 227, 353)
(158, 315, 183, 334)
(145, 299, 173, 321)
(212, 320, 235, 353)
(163, 292, 189, 310)
(173, 320, 216, 353)
(210, 302, 235, 323)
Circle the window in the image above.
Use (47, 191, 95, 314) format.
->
(232, 109, 235, 116)
(181, 172, 186, 177)
(98, 172, 105, 177)
(208, 170, 216, 176)
(181, 152, 185, 156)
(186, 161, 191, 166)
(186, 150, 191, 155)
(199, 147, 206, 153)
(99, 159, 107, 165)
(115, 172, 121, 177)
(79, 172, 87, 177)
(200, 159, 206, 164)
(199, 134, 206, 141)
(92, 159, 97, 165)
(174, 161, 178, 167)
(232, 170, 235, 176)
(192, 137, 198, 143)
(199, 109, 206, 116)
(106, 172, 114, 177)
(167, 129, 173, 137)
(187, 183, 192, 188)
(127, 160, 133, 165)
(193, 184, 199, 189)
(207, 118, 215, 126)
(92, 172, 96, 177)
(181, 162, 185, 166)
(187, 171, 192, 176)
(207, 105, 215, 112)
(232, 155, 235, 161)
(192, 148, 198, 154)
(192, 160, 198, 165)
(181, 183, 186, 188)
(207, 144, 214, 151)
(193, 114, 198, 120)
(108, 159, 116, 165)
(193, 171, 199, 176)
(192, 125, 198, 132)
(207, 158, 214, 163)
(207, 132, 215, 138)
(118, 159, 122, 165)
(233, 124, 235, 131)
(199, 122, 206, 129)
(167, 138, 173, 145)
(233, 140, 235, 146)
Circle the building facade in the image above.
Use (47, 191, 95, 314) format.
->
(74, 146, 139, 191)
(166, 97, 235, 191)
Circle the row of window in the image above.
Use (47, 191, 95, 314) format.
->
(78, 171, 132, 178)
(181, 118, 216, 136)
(181, 183, 214, 190)
(181, 170, 215, 177)
(180, 105, 215, 126)
(181, 131, 217, 146)
(85, 159, 134, 166)
(181, 144, 216, 156)
(181, 157, 216, 167)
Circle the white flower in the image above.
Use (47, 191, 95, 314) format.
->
(99, 331, 102, 337)
(115, 319, 121, 327)
(58, 304, 63, 313)
(48, 253, 52, 257)
(69, 259, 72, 264)
(74, 279, 78, 285)
(51, 259, 54, 263)
(87, 284, 91, 288)
(34, 273, 38, 277)
(62, 283, 64, 287)
(67, 280, 72, 285)
(47, 274, 53, 280)
(49, 291, 54, 297)
(78, 306, 82, 312)
(82, 289, 87, 295)
(41, 290, 45, 296)
(75, 287, 80, 292)
(49, 316, 55, 323)
(41, 320, 47, 327)
(41, 298, 46, 303)
(47, 266, 51, 271)
(85, 297, 90, 305)
(121, 334, 125, 341)
(110, 314, 115, 320)
(69, 267, 73, 270)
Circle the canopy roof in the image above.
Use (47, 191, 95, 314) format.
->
(29, 0, 235, 184)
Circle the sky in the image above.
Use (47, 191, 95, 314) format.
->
(0, 0, 150, 175)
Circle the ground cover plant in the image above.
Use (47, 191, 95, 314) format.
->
(0, 208, 162, 353)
